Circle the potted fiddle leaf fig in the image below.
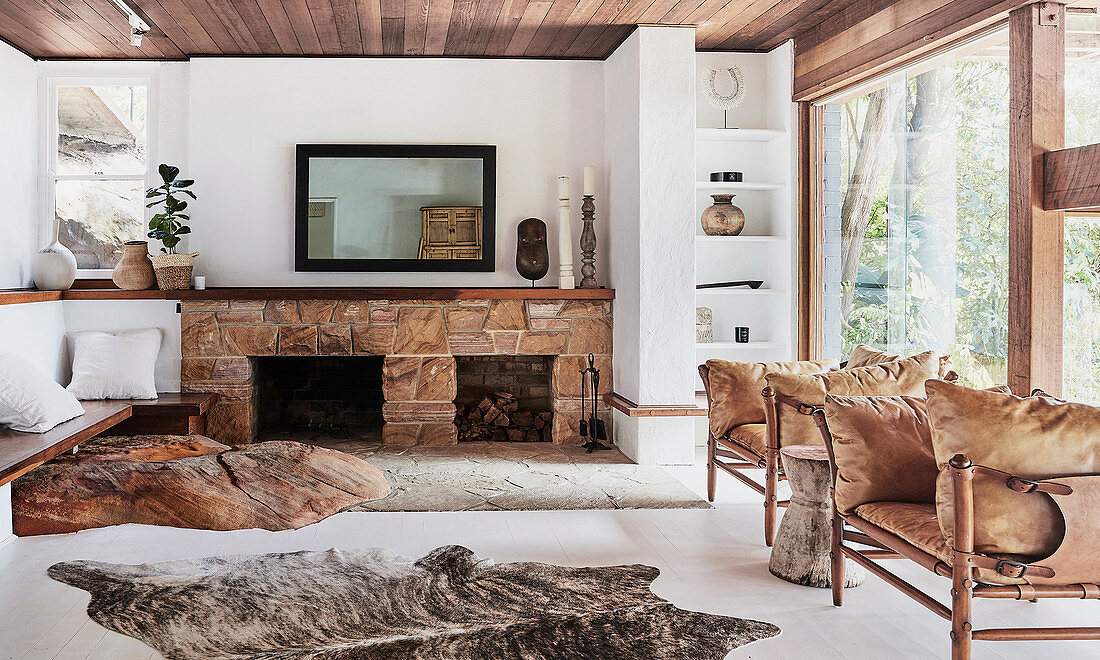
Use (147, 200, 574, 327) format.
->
(146, 163, 198, 290)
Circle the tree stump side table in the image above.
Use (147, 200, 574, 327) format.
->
(768, 444, 865, 588)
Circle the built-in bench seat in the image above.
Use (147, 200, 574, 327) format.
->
(0, 393, 215, 487)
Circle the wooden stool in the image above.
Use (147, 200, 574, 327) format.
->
(769, 444, 864, 588)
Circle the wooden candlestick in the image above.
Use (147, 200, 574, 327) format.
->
(578, 195, 597, 289)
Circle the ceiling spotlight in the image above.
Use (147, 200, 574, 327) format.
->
(108, 0, 151, 47)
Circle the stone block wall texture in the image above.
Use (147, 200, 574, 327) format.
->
(180, 298, 612, 446)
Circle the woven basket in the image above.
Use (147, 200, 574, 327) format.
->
(149, 252, 199, 291)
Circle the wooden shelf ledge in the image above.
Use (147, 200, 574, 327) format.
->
(176, 287, 615, 301)
(605, 392, 708, 418)
(0, 289, 62, 306)
(1, 287, 615, 305)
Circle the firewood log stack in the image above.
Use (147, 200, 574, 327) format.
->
(457, 392, 554, 442)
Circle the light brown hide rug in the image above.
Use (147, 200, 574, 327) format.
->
(48, 544, 781, 659)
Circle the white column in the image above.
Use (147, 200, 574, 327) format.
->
(604, 26, 697, 464)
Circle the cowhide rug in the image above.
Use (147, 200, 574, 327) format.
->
(48, 544, 780, 659)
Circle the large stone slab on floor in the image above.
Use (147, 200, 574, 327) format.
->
(13, 436, 390, 536)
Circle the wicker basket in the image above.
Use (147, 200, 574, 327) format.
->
(149, 252, 199, 291)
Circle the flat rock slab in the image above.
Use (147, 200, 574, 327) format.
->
(13, 436, 389, 536)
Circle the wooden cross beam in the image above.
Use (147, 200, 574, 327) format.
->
(1043, 142, 1100, 211)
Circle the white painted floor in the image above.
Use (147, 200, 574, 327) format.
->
(1, 448, 1097, 659)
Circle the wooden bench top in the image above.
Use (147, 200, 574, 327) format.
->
(124, 393, 215, 416)
(0, 401, 132, 486)
(0, 393, 217, 486)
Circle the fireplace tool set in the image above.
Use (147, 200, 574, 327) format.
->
(578, 353, 610, 452)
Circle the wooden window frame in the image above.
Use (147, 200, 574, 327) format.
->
(797, 1, 1098, 397)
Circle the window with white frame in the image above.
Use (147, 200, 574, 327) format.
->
(47, 77, 153, 271)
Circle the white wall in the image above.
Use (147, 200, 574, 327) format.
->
(62, 301, 181, 392)
(0, 302, 68, 383)
(0, 41, 38, 288)
(187, 58, 606, 286)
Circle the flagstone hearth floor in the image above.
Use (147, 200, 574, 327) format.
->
(258, 432, 712, 512)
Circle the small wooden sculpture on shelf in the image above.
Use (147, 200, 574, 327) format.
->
(516, 218, 549, 285)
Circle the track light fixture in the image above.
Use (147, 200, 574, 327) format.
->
(108, 0, 151, 48)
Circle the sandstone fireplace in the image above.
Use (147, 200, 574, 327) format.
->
(179, 293, 613, 446)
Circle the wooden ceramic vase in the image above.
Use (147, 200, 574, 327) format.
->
(701, 194, 746, 236)
(112, 241, 156, 290)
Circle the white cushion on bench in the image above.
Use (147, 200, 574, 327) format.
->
(0, 352, 84, 433)
(67, 329, 161, 400)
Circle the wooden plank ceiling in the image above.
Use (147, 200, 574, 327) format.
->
(0, 0, 849, 60)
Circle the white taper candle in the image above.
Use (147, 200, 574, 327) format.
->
(583, 166, 596, 196)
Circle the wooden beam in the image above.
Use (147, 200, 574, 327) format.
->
(792, 0, 1028, 102)
(1008, 1, 1065, 396)
(1043, 142, 1100, 210)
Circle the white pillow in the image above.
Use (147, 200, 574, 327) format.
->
(0, 352, 84, 433)
(67, 329, 161, 400)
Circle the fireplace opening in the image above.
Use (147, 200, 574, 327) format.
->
(255, 356, 384, 437)
(455, 356, 554, 442)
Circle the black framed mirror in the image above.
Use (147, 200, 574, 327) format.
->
(295, 144, 496, 272)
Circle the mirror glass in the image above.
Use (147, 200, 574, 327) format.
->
(295, 145, 495, 272)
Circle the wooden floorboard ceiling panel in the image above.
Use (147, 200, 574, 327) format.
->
(2, 0, 863, 59)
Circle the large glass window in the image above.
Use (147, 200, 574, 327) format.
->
(1063, 11, 1100, 404)
(49, 81, 150, 270)
(817, 31, 1010, 387)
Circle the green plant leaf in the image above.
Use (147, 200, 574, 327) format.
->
(176, 226, 191, 234)
(171, 179, 195, 187)
(176, 190, 197, 199)
(159, 164, 180, 183)
(149, 218, 159, 229)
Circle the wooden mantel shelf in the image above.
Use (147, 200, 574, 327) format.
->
(1, 286, 614, 304)
(177, 287, 614, 301)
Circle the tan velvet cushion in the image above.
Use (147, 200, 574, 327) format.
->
(765, 351, 941, 448)
(846, 345, 900, 368)
(825, 395, 938, 516)
(703, 359, 836, 439)
(926, 379, 1100, 558)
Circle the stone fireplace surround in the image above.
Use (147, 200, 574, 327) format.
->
(179, 292, 612, 446)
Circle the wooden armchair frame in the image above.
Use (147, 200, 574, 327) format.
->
(812, 409, 1100, 660)
(699, 364, 788, 546)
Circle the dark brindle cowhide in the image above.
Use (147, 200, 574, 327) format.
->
(49, 545, 779, 659)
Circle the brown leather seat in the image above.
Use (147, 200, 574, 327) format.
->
(727, 423, 767, 458)
(855, 501, 950, 563)
(853, 500, 1040, 586)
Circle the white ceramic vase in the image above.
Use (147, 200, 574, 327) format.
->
(31, 220, 77, 291)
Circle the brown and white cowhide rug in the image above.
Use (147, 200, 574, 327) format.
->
(48, 544, 780, 659)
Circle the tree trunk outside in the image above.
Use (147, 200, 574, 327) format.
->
(840, 90, 896, 321)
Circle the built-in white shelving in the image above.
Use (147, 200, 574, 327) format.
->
(695, 235, 784, 244)
(696, 128, 787, 142)
(695, 288, 785, 296)
(694, 46, 797, 390)
(695, 181, 784, 191)
(697, 341, 787, 350)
